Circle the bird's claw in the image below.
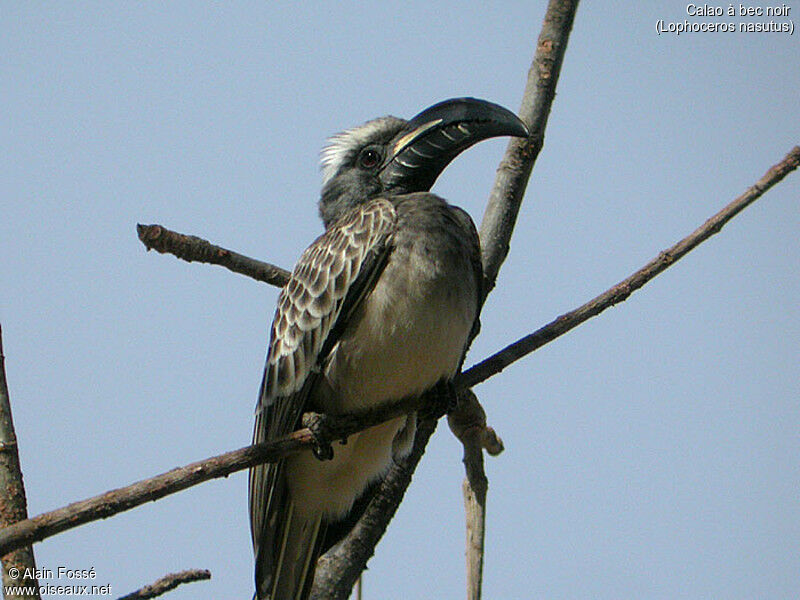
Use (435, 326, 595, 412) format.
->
(312, 442, 334, 461)
(302, 412, 335, 461)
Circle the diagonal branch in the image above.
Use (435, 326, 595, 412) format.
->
(460, 145, 800, 389)
(480, 0, 580, 295)
(116, 569, 211, 600)
(0, 325, 41, 600)
(0, 396, 430, 556)
(137, 224, 290, 287)
(310, 417, 438, 600)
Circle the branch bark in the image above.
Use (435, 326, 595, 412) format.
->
(479, 0, 580, 295)
(447, 391, 504, 600)
(116, 568, 211, 600)
(0, 397, 430, 556)
(310, 417, 438, 600)
(136, 224, 290, 287)
(0, 325, 41, 600)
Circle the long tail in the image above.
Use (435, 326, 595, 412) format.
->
(251, 394, 327, 600)
(255, 494, 327, 600)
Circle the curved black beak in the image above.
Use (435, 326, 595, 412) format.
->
(379, 97, 529, 192)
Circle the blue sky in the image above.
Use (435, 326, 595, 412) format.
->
(1, 3, 798, 599)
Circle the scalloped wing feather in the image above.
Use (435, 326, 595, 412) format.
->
(263, 199, 396, 403)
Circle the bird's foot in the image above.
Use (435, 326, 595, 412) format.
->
(302, 412, 335, 461)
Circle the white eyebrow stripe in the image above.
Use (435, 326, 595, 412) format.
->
(320, 116, 407, 186)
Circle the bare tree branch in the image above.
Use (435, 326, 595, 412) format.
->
(448, 391, 504, 600)
(136, 223, 290, 287)
(116, 569, 211, 600)
(0, 395, 436, 556)
(0, 325, 41, 600)
(460, 145, 800, 390)
(479, 0, 580, 296)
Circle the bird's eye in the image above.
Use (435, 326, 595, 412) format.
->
(358, 148, 382, 169)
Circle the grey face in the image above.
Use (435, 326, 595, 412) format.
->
(319, 116, 408, 228)
(318, 98, 529, 228)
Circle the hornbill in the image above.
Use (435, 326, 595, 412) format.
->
(249, 97, 528, 600)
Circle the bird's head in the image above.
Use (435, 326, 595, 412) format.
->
(318, 97, 529, 227)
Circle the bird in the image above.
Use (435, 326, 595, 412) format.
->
(249, 97, 528, 600)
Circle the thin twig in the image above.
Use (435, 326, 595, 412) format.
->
(460, 145, 800, 390)
(455, 4, 579, 596)
(448, 391, 504, 600)
(116, 569, 211, 600)
(136, 223, 291, 287)
(0, 325, 41, 600)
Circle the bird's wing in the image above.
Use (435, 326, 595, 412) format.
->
(249, 198, 396, 599)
